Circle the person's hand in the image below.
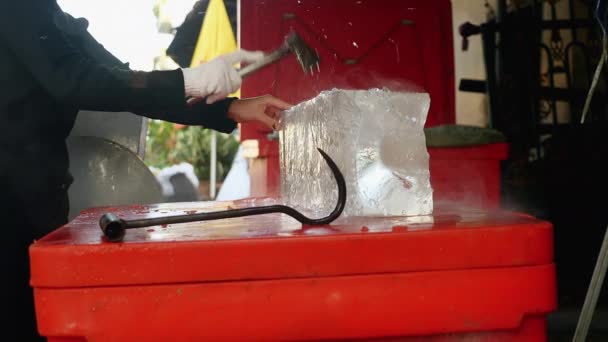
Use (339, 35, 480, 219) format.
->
(182, 49, 264, 104)
(228, 95, 293, 130)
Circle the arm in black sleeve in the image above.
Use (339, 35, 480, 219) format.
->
(0, 1, 236, 132)
(142, 95, 238, 134)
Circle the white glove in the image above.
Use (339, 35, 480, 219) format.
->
(182, 49, 264, 104)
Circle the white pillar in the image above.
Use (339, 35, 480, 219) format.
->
(210, 130, 217, 199)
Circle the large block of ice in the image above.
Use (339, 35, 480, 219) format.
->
(279, 88, 433, 217)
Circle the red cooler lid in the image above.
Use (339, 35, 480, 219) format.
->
(30, 201, 553, 288)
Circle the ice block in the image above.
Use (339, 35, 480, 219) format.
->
(279, 88, 433, 217)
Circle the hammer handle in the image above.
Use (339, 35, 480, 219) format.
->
(238, 45, 290, 78)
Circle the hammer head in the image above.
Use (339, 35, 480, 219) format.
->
(285, 32, 320, 75)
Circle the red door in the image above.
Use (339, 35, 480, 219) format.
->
(240, 0, 456, 196)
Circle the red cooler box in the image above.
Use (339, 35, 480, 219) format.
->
(242, 140, 509, 209)
(429, 143, 509, 210)
(30, 202, 556, 341)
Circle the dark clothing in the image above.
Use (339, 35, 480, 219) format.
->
(0, 1, 237, 214)
(3, 184, 69, 341)
(0, 0, 237, 339)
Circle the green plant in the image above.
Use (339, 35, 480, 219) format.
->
(145, 120, 240, 181)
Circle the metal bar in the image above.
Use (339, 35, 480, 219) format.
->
(540, 19, 595, 30)
(481, 20, 498, 128)
(237, 0, 240, 49)
(573, 224, 608, 342)
(482, 20, 595, 33)
(563, 41, 590, 122)
(458, 79, 486, 93)
(99, 148, 346, 242)
(568, 0, 577, 40)
(210, 130, 217, 199)
(237, 47, 289, 78)
(536, 122, 582, 134)
(540, 44, 560, 126)
(498, 0, 507, 24)
(497, 0, 506, 92)
(138, 118, 148, 159)
(539, 86, 589, 100)
(581, 38, 607, 123)
(532, 0, 543, 156)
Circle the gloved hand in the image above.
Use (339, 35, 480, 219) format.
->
(182, 49, 264, 104)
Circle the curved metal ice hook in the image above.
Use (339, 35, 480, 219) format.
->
(100, 148, 346, 242)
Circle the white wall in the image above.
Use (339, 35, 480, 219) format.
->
(57, 0, 185, 71)
(451, 0, 496, 127)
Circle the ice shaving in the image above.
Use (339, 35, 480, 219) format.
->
(279, 88, 433, 217)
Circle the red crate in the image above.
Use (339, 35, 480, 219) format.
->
(429, 143, 509, 209)
(30, 202, 556, 341)
(242, 140, 509, 209)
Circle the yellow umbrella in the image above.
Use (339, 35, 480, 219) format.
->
(188, 0, 239, 199)
(190, 0, 240, 98)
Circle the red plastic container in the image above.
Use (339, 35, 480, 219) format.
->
(429, 143, 509, 210)
(30, 202, 556, 341)
(243, 140, 509, 208)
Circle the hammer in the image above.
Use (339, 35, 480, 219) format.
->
(238, 31, 320, 78)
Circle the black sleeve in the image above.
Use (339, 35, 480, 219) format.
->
(144, 96, 238, 133)
(0, 1, 237, 133)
